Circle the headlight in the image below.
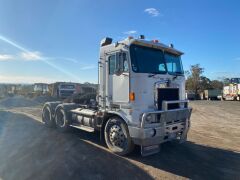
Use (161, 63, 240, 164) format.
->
(145, 114, 158, 124)
(145, 114, 153, 123)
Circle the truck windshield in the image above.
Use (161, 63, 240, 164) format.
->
(130, 45, 167, 74)
(130, 44, 184, 75)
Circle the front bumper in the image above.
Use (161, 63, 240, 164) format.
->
(129, 100, 192, 146)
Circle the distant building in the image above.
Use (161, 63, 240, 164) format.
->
(8, 84, 22, 95)
(34, 83, 49, 94)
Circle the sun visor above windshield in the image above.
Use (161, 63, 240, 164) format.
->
(131, 40, 184, 56)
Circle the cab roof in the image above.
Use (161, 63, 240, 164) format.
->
(100, 37, 184, 56)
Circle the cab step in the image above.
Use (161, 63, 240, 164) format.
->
(70, 123, 95, 132)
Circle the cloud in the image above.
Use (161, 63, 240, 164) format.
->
(0, 52, 42, 61)
(123, 30, 137, 35)
(144, 8, 160, 17)
(0, 54, 14, 61)
(0, 35, 82, 81)
(234, 57, 240, 61)
(20, 51, 42, 61)
(80, 64, 97, 70)
(61, 57, 78, 63)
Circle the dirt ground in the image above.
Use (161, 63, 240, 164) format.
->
(0, 99, 240, 180)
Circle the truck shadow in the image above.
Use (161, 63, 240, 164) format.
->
(70, 127, 240, 180)
(130, 141, 240, 180)
(0, 111, 153, 180)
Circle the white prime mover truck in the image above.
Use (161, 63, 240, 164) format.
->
(42, 36, 192, 156)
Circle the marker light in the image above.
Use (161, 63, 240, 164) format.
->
(152, 39, 159, 43)
(139, 35, 145, 39)
(128, 36, 134, 40)
(129, 92, 135, 101)
(169, 43, 174, 48)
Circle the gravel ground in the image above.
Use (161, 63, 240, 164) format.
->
(0, 100, 240, 180)
(0, 96, 38, 108)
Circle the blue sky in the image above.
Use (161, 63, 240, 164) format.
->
(0, 0, 240, 83)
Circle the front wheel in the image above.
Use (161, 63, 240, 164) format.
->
(104, 116, 134, 156)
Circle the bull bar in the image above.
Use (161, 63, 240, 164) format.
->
(129, 100, 192, 155)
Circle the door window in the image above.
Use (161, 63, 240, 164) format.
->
(109, 54, 116, 75)
(108, 52, 128, 75)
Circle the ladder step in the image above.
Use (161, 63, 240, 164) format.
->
(70, 124, 95, 132)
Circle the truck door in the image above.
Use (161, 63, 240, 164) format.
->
(107, 52, 129, 104)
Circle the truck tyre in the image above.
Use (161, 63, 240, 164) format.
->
(104, 116, 134, 156)
(237, 96, 240, 101)
(42, 105, 55, 128)
(55, 106, 71, 133)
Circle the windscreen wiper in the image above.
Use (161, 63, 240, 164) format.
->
(172, 72, 184, 79)
(148, 73, 158, 78)
(148, 72, 166, 77)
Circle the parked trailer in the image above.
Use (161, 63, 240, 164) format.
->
(42, 36, 192, 156)
(204, 89, 223, 100)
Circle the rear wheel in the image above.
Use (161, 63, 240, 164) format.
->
(55, 107, 71, 132)
(104, 116, 134, 156)
(42, 105, 55, 128)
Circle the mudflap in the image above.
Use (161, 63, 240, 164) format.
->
(141, 144, 160, 156)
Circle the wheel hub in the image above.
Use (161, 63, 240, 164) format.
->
(109, 125, 126, 148)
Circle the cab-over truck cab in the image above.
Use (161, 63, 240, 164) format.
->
(42, 36, 192, 156)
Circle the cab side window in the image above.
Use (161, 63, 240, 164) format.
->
(121, 53, 129, 72)
(109, 54, 116, 75)
(108, 52, 128, 75)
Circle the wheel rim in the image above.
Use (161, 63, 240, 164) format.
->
(108, 124, 127, 149)
(56, 110, 65, 127)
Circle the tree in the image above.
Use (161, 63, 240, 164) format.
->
(210, 80, 223, 89)
(185, 64, 205, 98)
(217, 77, 230, 86)
(200, 76, 212, 90)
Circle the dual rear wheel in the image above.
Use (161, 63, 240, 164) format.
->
(42, 105, 70, 132)
(55, 107, 71, 132)
(42, 105, 55, 128)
